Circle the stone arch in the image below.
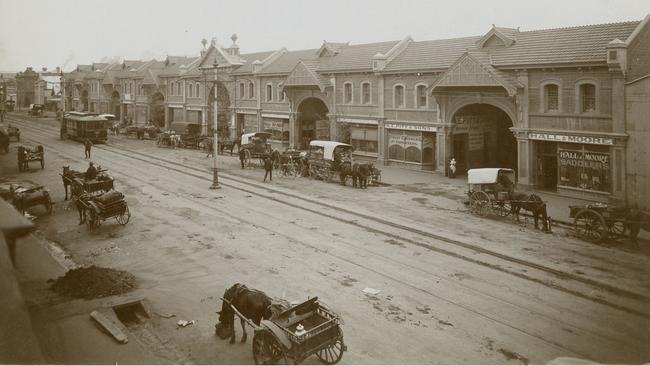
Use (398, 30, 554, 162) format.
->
(449, 102, 518, 173)
(445, 96, 518, 128)
(297, 97, 330, 149)
(149, 92, 165, 127)
(207, 81, 231, 136)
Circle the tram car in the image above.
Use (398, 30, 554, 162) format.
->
(60, 113, 109, 143)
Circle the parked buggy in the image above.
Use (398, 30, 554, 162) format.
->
(239, 132, 273, 167)
(223, 296, 346, 365)
(0, 181, 52, 215)
(467, 168, 517, 217)
(569, 203, 650, 243)
(275, 149, 302, 178)
(306, 141, 353, 182)
(17, 145, 44, 171)
(78, 190, 130, 231)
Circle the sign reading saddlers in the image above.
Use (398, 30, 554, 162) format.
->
(528, 132, 614, 145)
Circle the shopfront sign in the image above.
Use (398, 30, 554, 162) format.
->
(558, 149, 610, 192)
(262, 113, 289, 119)
(385, 122, 437, 132)
(528, 132, 613, 146)
(339, 118, 378, 125)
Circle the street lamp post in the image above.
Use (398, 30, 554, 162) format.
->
(210, 60, 220, 189)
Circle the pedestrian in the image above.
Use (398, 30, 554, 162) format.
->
(206, 138, 214, 158)
(239, 148, 246, 169)
(263, 156, 273, 182)
(449, 157, 457, 178)
(84, 138, 93, 158)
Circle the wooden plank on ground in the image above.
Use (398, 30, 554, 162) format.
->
(90, 310, 128, 344)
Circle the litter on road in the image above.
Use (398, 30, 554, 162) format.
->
(362, 287, 381, 295)
(177, 319, 197, 327)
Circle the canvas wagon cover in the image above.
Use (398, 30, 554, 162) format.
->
(467, 168, 516, 184)
(309, 140, 353, 160)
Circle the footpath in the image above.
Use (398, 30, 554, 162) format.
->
(376, 165, 599, 225)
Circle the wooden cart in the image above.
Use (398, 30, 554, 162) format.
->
(78, 191, 130, 231)
(569, 203, 650, 243)
(17, 145, 44, 171)
(225, 296, 346, 365)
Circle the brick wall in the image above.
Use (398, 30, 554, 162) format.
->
(627, 20, 650, 81)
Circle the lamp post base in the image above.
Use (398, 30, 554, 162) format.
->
(210, 167, 220, 189)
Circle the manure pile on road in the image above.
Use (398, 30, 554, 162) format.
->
(50, 265, 136, 299)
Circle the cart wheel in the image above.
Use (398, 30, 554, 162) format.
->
(252, 330, 287, 365)
(470, 191, 491, 217)
(494, 201, 512, 217)
(608, 221, 626, 238)
(116, 204, 130, 225)
(316, 328, 345, 364)
(574, 209, 607, 242)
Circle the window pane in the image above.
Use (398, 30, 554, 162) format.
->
(267, 85, 272, 101)
(545, 84, 558, 111)
(417, 85, 426, 107)
(345, 84, 352, 104)
(581, 84, 596, 112)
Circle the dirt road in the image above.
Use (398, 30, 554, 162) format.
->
(3, 113, 649, 364)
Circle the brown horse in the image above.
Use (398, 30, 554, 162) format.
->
(510, 192, 551, 232)
(61, 166, 84, 200)
(215, 283, 274, 344)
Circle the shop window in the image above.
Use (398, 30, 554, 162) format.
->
(388, 131, 422, 162)
(361, 82, 370, 104)
(545, 84, 559, 111)
(416, 85, 427, 108)
(239, 82, 245, 99)
(394, 85, 404, 108)
(558, 145, 610, 193)
(580, 83, 596, 112)
(249, 82, 255, 99)
(350, 127, 378, 153)
(344, 82, 353, 104)
(266, 84, 272, 101)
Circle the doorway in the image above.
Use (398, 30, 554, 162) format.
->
(536, 141, 558, 190)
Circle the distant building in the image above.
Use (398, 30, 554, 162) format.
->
(15, 67, 39, 109)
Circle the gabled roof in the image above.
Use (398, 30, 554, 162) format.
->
(477, 26, 518, 48)
(231, 50, 279, 75)
(257, 48, 319, 75)
(282, 60, 331, 92)
(429, 51, 522, 96)
(383, 36, 481, 71)
(318, 40, 400, 71)
(158, 57, 200, 77)
(317, 41, 349, 57)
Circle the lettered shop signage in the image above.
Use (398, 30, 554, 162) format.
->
(385, 122, 437, 132)
(528, 133, 613, 146)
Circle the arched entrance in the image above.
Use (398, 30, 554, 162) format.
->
(451, 104, 517, 174)
(150, 92, 165, 127)
(207, 81, 231, 136)
(81, 90, 89, 111)
(297, 97, 329, 149)
(110, 91, 121, 119)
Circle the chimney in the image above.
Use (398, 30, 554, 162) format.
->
(372, 53, 387, 72)
(606, 38, 627, 76)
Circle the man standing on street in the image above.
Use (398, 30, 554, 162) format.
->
(84, 138, 93, 158)
(239, 148, 246, 169)
(263, 156, 273, 182)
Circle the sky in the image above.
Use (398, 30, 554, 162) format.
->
(1, 0, 649, 72)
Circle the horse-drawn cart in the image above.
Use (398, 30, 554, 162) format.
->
(467, 168, 516, 217)
(240, 132, 273, 167)
(0, 182, 52, 215)
(306, 141, 353, 183)
(78, 191, 130, 231)
(17, 145, 44, 171)
(569, 203, 650, 243)
(224, 296, 346, 365)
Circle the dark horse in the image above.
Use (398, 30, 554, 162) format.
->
(61, 166, 83, 200)
(510, 192, 551, 232)
(215, 283, 274, 344)
(340, 162, 372, 188)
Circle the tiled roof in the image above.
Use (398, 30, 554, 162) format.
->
(383, 36, 482, 71)
(318, 40, 400, 71)
(488, 21, 640, 66)
(385, 20, 640, 71)
(158, 57, 199, 77)
(258, 48, 319, 74)
(232, 50, 278, 74)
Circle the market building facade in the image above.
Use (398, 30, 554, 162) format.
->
(60, 16, 650, 208)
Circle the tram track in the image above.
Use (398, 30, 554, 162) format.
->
(14, 122, 642, 360)
(7, 115, 650, 320)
